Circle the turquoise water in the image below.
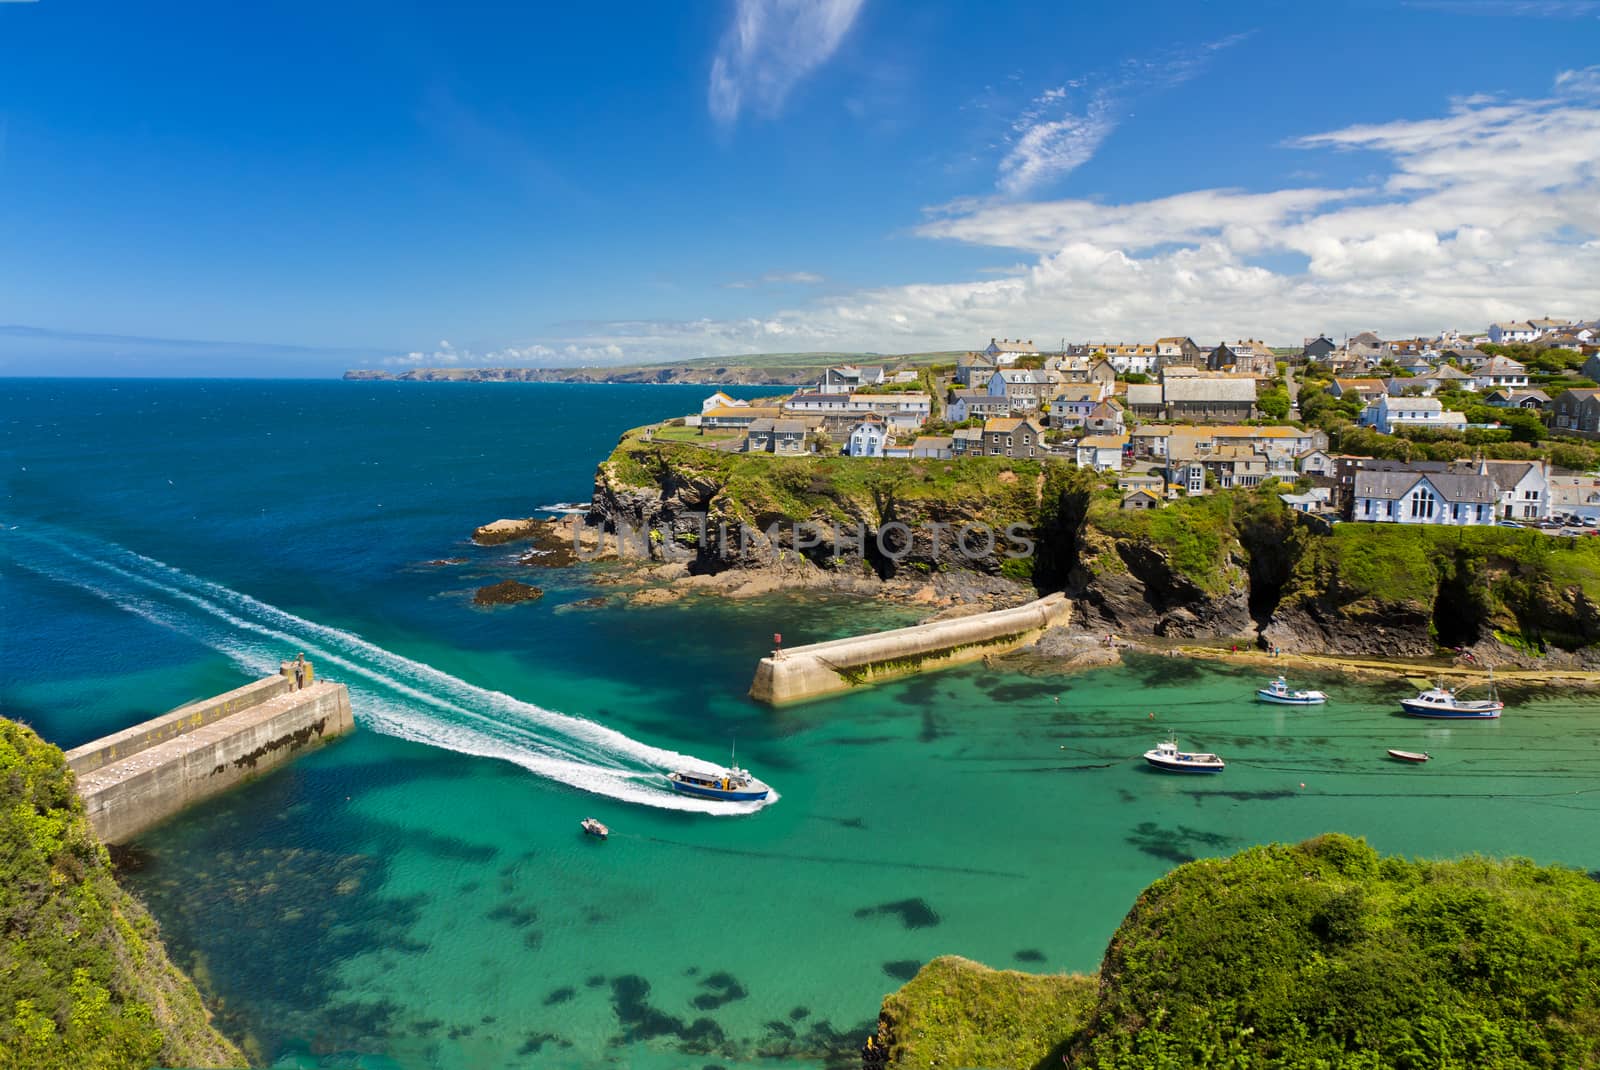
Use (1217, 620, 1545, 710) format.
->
(5, 380, 1600, 1069)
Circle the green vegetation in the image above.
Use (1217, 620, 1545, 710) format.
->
(879, 835, 1600, 1070)
(605, 431, 1049, 529)
(1285, 522, 1600, 648)
(1086, 487, 1285, 598)
(879, 956, 1096, 1070)
(0, 719, 245, 1070)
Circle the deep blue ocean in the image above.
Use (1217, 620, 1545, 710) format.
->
(5, 379, 1600, 1070)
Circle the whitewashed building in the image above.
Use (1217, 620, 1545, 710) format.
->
(1474, 356, 1529, 392)
(845, 419, 888, 458)
(1353, 470, 1499, 525)
(1359, 395, 1468, 435)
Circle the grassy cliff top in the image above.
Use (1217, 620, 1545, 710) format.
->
(0, 719, 246, 1070)
(603, 431, 1060, 525)
(880, 834, 1600, 1070)
(879, 957, 1096, 1070)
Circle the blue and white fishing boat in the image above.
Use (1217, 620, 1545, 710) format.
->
(1400, 672, 1502, 719)
(1142, 737, 1225, 774)
(1256, 676, 1328, 705)
(666, 742, 771, 802)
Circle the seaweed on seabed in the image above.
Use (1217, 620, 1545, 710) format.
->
(853, 898, 942, 929)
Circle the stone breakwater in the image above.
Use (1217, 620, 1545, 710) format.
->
(749, 593, 1072, 705)
(66, 661, 354, 844)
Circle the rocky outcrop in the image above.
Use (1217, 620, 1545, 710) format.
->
(472, 517, 544, 545)
(1067, 530, 1255, 640)
(473, 580, 544, 606)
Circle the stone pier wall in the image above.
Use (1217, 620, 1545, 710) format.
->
(749, 593, 1071, 705)
(66, 661, 353, 844)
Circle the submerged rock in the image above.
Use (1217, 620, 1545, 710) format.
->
(473, 580, 544, 606)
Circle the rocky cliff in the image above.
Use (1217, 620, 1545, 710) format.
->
(518, 433, 1600, 660)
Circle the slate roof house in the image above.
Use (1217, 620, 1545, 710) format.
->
(954, 352, 999, 387)
(1300, 335, 1337, 363)
(744, 418, 808, 455)
(1551, 388, 1600, 438)
(820, 365, 885, 395)
(947, 389, 1013, 422)
(1155, 336, 1205, 368)
(980, 416, 1046, 459)
(1162, 375, 1257, 422)
(1353, 470, 1500, 526)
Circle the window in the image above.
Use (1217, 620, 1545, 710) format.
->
(1409, 487, 1436, 518)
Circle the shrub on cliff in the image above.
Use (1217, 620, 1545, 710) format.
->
(1070, 835, 1600, 1068)
(0, 719, 245, 1070)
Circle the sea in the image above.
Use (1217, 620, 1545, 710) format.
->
(4, 379, 1600, 1070)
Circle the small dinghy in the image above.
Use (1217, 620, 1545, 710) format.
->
(580, 817, 609, 839)
(1256, 676, 1328, 705)
(1143, 737, 1225, 774)
(1386, 749, 1431, 764)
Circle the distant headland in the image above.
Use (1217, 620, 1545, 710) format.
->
(341, 350, 961, 387)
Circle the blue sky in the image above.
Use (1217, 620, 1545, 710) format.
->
(1, 0, 1598, 375)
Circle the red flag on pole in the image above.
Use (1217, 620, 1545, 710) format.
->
(773, 633, 782, 645)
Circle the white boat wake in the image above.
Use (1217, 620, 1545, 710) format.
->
(3, 524, 775, 815)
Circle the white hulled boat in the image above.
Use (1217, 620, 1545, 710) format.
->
(1142, 737, 1225, 774)
(1256, 676, 1328, 705)
(1400, 671, 1503, 720)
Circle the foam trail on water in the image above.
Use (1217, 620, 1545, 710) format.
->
(4, 525, 775, 814)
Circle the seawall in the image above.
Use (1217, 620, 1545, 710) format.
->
(66, 660, 354, 844)
(749, 593, 1071, 705)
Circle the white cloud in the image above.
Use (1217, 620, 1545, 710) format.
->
(394, 73, 1600, 366)
(724, 270, 827, 289)
(996, 91, 1115, 196)
(1405, 0, 1600, 16)
(708, 0, 865, 126)
(995, 34, 1252, 196)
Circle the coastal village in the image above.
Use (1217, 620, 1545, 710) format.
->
(659, 317, 1600, 528)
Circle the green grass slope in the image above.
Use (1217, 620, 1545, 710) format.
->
(879, 957, 1096, 1070)
(878, 835, 1600, 1070)
(0, 719, 245, 1070)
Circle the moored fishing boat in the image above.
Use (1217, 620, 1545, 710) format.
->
(1400, 671, 1503, 719)
(1142, 737, 1225, 774)
(1256, 676, 1328, 705)
(1386, 749, 1431, 763)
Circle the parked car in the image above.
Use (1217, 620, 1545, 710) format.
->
(1497, 521, 1524, 528)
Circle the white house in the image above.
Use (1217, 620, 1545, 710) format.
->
(1474, 356, 1529, 392)
(1474, 459, 1549, 521)
(844, 419, 888, 458)
(983, 338, 1039, 365)
(701, 391, 748, 413)
(1488, 321, 1539, 345)
(1360, 395, 1468, 435)
(1297, 449, 1336, 477)
(1353, 470, 1499, 526)
(1074, 433, 1128, 472)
